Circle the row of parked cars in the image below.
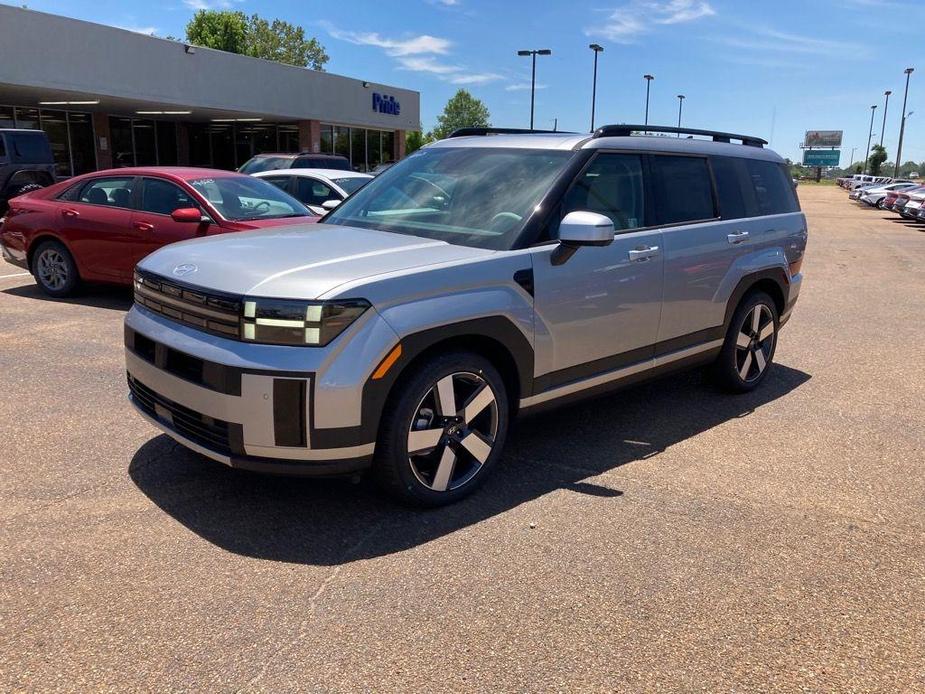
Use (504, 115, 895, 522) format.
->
(839, 172, 925, 220)
(0, 129, 377, 296)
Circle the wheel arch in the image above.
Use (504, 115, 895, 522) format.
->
(722, 268, 788, 331)
(27, 233, 79, 274)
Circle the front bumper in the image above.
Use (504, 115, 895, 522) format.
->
(125, 305, 400, 475)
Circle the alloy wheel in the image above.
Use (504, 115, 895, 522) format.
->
(36, 248, 69, 291)
(735, 304, 775, 383)
(406, 371, 499, 492)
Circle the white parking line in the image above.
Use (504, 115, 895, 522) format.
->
(0, 272, 31, 279)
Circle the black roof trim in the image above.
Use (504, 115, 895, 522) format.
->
(591, 124, 767, 148)
(447, 127, 575, 138)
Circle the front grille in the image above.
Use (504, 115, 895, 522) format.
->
(134, 270, 241, 340)
(129, 374, 232, 456)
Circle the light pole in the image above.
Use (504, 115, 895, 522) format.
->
(517, 48, 552, 130)
(864, 104, 877, 174)
(894, 67, 914, 178)
(880, 90, 891, 148)
(676, 94, 685, 134)
(643, 74, 654, 129)
(589, 43, 603, 132)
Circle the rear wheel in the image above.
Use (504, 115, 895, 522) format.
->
(32, 240, 79, 297)
(711, 292, 778, 393)
(374, 351, 509, 506)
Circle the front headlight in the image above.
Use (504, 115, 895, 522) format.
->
(241, 298, 370, 347)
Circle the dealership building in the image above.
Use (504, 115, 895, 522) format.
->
(0, 5, 420, 178)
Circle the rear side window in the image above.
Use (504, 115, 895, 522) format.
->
(746, 160, 799, 215)
(0, 135, 6, 159)
(651, 155, 716, 225)
(78, 177, 136, 208)
(296, 177, 337, 206)
(10, 132, 52, 162)
(561, 153, 645, 232)
(711, 156, 755, 220)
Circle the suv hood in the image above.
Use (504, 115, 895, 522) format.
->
(136, 222, 493, 299)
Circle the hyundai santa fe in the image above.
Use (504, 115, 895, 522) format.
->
(124, 125, 807, 506)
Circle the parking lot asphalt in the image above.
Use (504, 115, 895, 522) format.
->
(1, 185, 923, 692)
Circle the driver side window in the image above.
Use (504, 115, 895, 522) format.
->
(560, 153, 645, 234)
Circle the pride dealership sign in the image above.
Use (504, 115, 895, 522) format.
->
(372, 92, 401, 116)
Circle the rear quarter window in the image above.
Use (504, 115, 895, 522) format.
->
(746, 159, 799, 215)
(711, 156, 757, 220)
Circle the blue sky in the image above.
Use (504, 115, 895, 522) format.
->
(10, 0, 925, 164)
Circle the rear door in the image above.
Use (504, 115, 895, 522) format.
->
(131, 177, 214, 266)
(58, 175, 138, 281)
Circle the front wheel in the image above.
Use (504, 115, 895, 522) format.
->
(32, 240, 79, 297)
(710, 292, 778, 393)
(374, 351, 509, 506)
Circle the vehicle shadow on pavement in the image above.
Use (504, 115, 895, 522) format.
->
(129, 364, 810, 566)
(1, 283, 132, 310)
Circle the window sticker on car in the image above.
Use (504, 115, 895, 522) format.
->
(189, 178, 214, 186)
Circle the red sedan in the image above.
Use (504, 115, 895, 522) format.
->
(0, 167, 318, 296)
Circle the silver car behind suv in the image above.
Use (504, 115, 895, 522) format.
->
(124, 125, 807, 505)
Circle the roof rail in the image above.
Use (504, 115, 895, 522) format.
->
(592, 124, 767, 148)
(447, 127, 573, 138)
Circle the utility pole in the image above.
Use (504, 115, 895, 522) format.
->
(676, 94, 685, 134)
(880, 90, 891, 148)
(517, 48, 552, 130)
(643, 74, 654, 129)
(589, 44, 603, 132)
(894, 67, 914, 178)
(864, 104, 877, 174)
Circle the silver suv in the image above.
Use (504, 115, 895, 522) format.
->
(125, 125, 806, 505)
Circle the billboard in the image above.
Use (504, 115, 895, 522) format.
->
(804, 130, 843, 148)
(803, 149, 841, 167)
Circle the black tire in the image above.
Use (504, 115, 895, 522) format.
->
(374, 351, 509, 506)
(11, 182, 45, 197)
(31, 240, 80, 297)
(710, 291, 779, 393)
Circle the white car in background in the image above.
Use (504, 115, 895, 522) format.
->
(254, 169, 373, 215)
(857, 181, 917, 207)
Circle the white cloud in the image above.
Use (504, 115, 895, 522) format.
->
(115, 24, 159, 36)
(451, 73, 504, 85)
(321, 24, 452, 56)
(183, 0, 239, 9)
(396, 56, 461, 75)
(505, 83, 548, 91)
(587, 0, 715, 42)
(714, 27, 864, 57)
(431, 0, 460, 5)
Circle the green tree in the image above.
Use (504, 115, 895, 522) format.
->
(246, 15, 328, 70)
(405, 130, 434, 154)
(867, 145, 888, 176)
(185, 10, 328, 70)
(431, 90, 491, 141)
(186, 10, 247, 54)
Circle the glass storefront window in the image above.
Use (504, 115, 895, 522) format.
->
(0, 105, 14, 129)
(68, 112, 96, 175)
(188, 123, 211, 166)
(381, 131, 395, 164)
(156, 121, 178, 166)
(278, 125, 299, 153)
(367, 130, 381, 170)
(39, 110, 70, 177)
(210, 124, 235, 170)
(351, 128, 366, 172)
(320, 124, 333, 154)
(109, 117, 134, 167)
(334, 126, 350, 162)
(133, 119, 157, 166)
(14, 107, 40, 129)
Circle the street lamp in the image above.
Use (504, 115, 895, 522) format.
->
(589, 43, 604, 132)
(676, 94, 685, 134)
(517, 48, 552, 130)
(643, 74, 654, 129)
(864, 104, 877, 174)
(880, 90, 891, 148)
(894, 67, 914, 178)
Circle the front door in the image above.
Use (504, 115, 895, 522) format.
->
(131, 177, 213, 268)
(531, 152, 664, 388)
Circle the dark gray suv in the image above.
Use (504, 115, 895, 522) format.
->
(125, 124, 807, 505)
(0, 129, 55, 214)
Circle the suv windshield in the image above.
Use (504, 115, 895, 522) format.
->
(324, 147, 573, 249)
(187, 175, 311, 221)
(238, 156, 294, 174)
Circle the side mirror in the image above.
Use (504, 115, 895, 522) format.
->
(552, 211, 614, 266)
(321, 199, 341, 211)
(171, 207, 204, 223)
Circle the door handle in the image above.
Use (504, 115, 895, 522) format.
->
(134, 221, 154, 232)
(628, 245, 660, 262)
(62, 208, 79, 218)
(727, 231, 749, 244)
